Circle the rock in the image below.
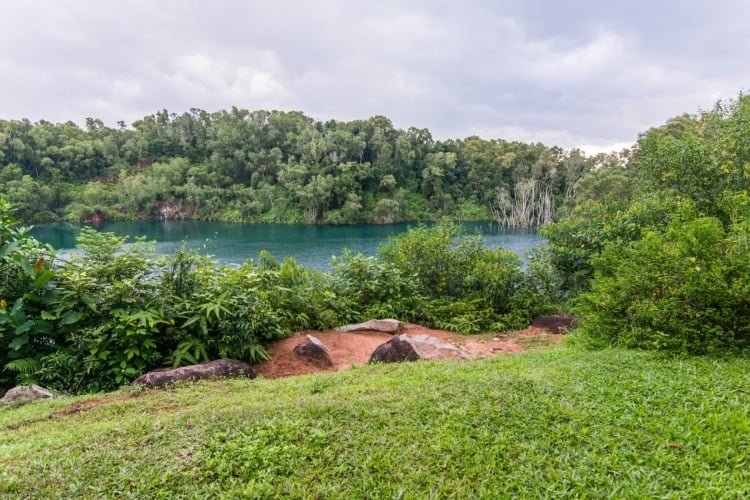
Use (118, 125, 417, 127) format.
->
(336, 319, 401, 334)
(530, 314, 581, 334)
(369, 334, 470, 364)
(293, 335, 333, 367)
(0, 385, 54, 405)
(132, 358, 255, 388)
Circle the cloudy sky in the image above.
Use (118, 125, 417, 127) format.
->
(1, 1, 748, 152)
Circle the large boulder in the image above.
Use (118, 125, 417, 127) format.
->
(0, 385, 54, 406)
(369, 334, 470, 364)
(336, 319, 401, 334)
(293, 335, 333, 367)
(132, 358, 255, 389)
(530, 314, 581, 334)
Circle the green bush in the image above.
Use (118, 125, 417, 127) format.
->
(542, 193, 687, 296)
(330, 250, 423, 321)
(577, 214, 750, 353)
(35, 228, 167, 392)
(331, 223, 549, 333)
(374, 223, 538, 332)
(159, 250, 341, 368)
(0, 200, 59, 391)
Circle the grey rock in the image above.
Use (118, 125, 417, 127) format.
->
(132, 358, 255, 388)
(369, 334, 470, 364)
(530, 314, 581, 334)
(0, 385, 54, 405)
(293, 335, 333, 367)
(336, 319, 401, 334)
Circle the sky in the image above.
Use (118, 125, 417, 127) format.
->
(1, 0, 748, 153)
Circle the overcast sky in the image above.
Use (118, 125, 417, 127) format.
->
(1, 1, 748, 153)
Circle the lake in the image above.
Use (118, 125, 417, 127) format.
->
(30, 221, 545, 270)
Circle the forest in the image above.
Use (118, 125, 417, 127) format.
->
(2, 93, 750, 394)
(0, 109, 621, 226)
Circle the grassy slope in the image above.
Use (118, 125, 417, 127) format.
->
(1, 345, 749, 498)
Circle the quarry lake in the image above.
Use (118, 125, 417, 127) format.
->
(31, 221, 545, 270)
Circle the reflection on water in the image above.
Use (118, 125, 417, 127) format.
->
(31, 221, 545, 270)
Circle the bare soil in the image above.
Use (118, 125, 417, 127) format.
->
(253, 323, 562, 379)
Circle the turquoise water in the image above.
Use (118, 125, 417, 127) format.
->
(30, 221, 545, 270)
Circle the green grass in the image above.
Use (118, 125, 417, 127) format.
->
(2, 345, 750, 498)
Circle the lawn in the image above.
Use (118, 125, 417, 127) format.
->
(1, 345, 749, 498)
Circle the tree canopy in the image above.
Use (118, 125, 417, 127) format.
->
(0, 109, 617, 225)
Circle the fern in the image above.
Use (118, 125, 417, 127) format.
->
(5, 357, 41, 374)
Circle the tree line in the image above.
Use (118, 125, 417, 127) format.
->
(0, 109, 620, 226)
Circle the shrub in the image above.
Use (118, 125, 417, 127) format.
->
(375, 223, 534, 332)
(158, 248, 341, 368)
(38, 228, 167, 392)
(577, 215, 750, 353)
(330, 250, 423, 321)
(0, 200, 59, 391)
(542, 193, 688, 296)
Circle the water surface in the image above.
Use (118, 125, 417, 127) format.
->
(31, 221, 545, 270)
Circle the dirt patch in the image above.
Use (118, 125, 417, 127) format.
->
(254, 323, 562, 379)
(254, 330, 393, 378)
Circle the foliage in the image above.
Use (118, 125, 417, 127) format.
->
(330, 251, 422, 321)
(0, 110, 603, 226)
(0, 200, 58, 391)
(3, 347, 750, 497)
(332, 223, 554, 333)
(543, 192, 690, 297)
(34, 228, 165, 392)
(576, 211, 750, 353)
(159, 249, 341, 369)
(540, 92, 750, 354)
(4, 206, 560, 393)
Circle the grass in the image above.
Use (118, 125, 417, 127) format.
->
(2, 345, 750, 498)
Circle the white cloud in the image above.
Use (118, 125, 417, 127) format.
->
(578, 142, 633, 156)
(529, 31, 628, 81)
(455, 125, 636, 153)
(0, 0, 749, 148)
(168, 53, 292, 106)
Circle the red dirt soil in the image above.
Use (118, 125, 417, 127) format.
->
(253, 323, 562, 379)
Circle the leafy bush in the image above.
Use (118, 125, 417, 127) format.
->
(330, 250, 423, 321)
(542, 193, 687, 296)
(379, 223, 509, 299)
(36, 228, 167, 392)
(576, 214, 750, 353)
(159, 249, 341, 368)
(331, 223, 553, 333)
(0, 200, 59, 391)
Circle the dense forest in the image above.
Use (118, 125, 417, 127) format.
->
(0, 109, 621, 226)
(2, 93, 750, 394)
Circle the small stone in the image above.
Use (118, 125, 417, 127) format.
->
(132, 358, 255, 389)
(335, 319, 401, 334)
(293, 335, 333, 367)
(369, 334, 470, 364)
(0, 385, 54, 405)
